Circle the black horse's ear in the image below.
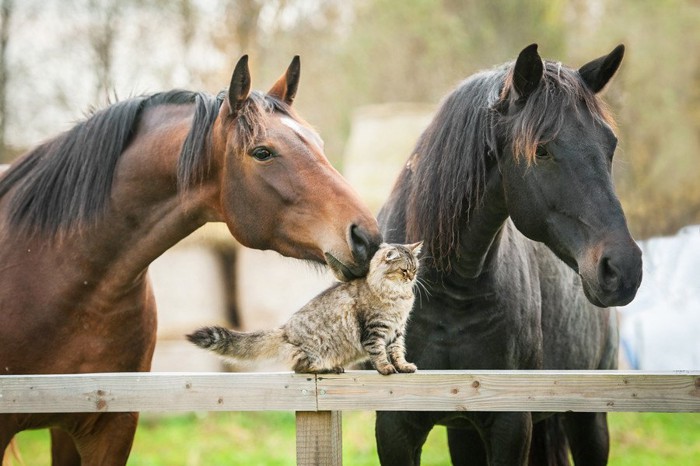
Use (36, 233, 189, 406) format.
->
(227, 55, 251, 117)
(579, 44, 625, 93)
(268, 56, 300, 105)
(511, 43, 543, 101)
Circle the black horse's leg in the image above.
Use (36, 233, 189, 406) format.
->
(482, 412, 532, 466)
(447, 426, 487, 466)
(51, 428, 81, 466)
(529, 415, 570, 465)
(562, 412, 609, 465)
(376, 411, 437, 466)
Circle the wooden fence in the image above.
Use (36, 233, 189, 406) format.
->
(1, 370, 698, 465)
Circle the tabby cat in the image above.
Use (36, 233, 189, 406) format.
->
(187, 242, 422, 375)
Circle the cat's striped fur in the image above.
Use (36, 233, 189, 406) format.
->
(187, 242, 422, 375)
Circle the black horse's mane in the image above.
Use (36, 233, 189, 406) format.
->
(403, 60, 614, 268)
(0, 89, 290, 237)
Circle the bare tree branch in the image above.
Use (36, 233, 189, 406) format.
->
(0, 0, 13, 162)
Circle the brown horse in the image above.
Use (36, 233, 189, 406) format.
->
(0, 56, 381, 464)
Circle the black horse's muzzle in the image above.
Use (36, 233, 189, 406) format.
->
(579, 236, 643, 308)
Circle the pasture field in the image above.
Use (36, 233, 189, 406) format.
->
(11, 411, 700, 465)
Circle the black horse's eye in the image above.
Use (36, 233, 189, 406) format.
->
(535, 145, 550, 159)
(251, 147, 274, 162)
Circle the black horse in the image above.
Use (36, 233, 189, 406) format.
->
(376, 44, 643, 466)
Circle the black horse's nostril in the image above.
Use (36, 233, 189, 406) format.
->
(586, 240, 642, 307)
(598, 256, 621, 292)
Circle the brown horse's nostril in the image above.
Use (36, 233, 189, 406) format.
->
(350, 225, 369, 263)
(350, 224, 371, 264)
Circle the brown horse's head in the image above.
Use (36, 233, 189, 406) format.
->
(210, 56, 381, 280)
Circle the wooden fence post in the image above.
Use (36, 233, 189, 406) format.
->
(295, 411, 342, 466)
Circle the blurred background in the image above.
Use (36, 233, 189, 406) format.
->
(0, 0, 698, 370)
(2, 1, 699, 464)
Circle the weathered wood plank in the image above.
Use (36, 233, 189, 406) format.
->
(0, 372, 316, 413)
(316, 370, 700, 413)
(296, 411, 342, 466)
(1, 371, 698, 414)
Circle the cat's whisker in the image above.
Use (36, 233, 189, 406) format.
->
(418, 279, 431, 298)
(413, 277, 431, 306)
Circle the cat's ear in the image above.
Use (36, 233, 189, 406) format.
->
(408, 241, 423, 257)
(385, 249, 399, 261)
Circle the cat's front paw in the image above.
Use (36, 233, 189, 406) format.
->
(395, 362, 417, 373)
(376, 364, 398, 375)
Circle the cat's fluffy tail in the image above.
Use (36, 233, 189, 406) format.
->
(187, 326, 286, 362)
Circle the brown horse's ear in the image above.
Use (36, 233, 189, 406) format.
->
(227, 55, 251, 117)
(268, 56, 300, 105)
(579, 44, 625, 94)
(511, 43, 543, 102)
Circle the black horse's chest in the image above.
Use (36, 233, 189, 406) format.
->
(405, 270, 543, 370)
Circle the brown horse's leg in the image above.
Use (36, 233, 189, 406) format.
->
(60, 412, 139, 466)
(1, 436, 12, 464)
(51, 428, 81, 466)
(3, 438, 23, 466)
(0, 415, 20, 466)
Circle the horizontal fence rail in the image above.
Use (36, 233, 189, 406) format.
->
(2, 370, 698, 465)
(1, 370, 698, 413)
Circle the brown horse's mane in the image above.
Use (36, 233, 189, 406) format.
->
(179, 90, 295, 189)
(403, 60, 615, 270)
(0, 89, 291, 238)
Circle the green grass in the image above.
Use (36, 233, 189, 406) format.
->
(9, 412, 700, 465)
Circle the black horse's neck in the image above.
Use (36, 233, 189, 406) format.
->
(446, 163, 508, 280)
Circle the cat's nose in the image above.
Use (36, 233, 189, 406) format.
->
(348, 224, 380, 274)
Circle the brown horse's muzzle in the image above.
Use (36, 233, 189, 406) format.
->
(325, 223, 382, 281)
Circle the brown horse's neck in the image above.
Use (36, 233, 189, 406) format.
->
(450, 167, 509, 279)
(0, 103, 217, 375)
(49, 103, 221, 301)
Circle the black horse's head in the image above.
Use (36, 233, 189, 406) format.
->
(493, 44, 642, 307)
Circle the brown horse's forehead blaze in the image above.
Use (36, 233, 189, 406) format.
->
(277, 116, 324, 150)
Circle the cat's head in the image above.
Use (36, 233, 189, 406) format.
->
(371, 242, 423, 283)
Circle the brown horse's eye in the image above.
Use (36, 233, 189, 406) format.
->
(251, 146, 274, 162)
